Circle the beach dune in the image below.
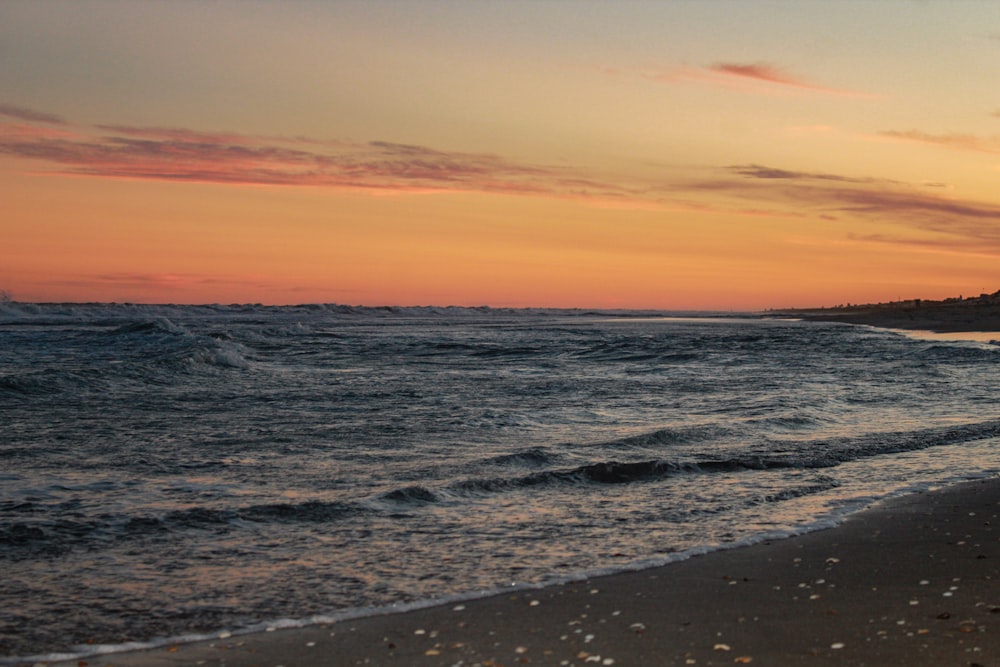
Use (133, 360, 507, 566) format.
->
(47, 478, 1000, 667)
(783, 293, 1000, 333)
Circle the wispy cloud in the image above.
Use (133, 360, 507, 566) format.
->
(0, 113, 647, 202)
(95, 124, 260, 145)
(708, 62, 875, 97)
(629, 62, 874, 97)
(880, 129, 1000, 155)
(833, 188, 1000, 223)
(0, 103, 66, 125)
(93, 273, 205, 289)
(845, 232, 1000, 260)
(727, 164, 880, 184)
(726, 162, 1000, 217)
(709, 63, 809, 87)
(716, 163, 1000, 252)
(5, 105, 1000, 255)
(51, 272, 280, 292)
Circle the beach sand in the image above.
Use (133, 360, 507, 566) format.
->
(785, 302, 1000, 333)
(44, 477, 1000, 667)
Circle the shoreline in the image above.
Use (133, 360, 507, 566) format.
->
(37, 476, 1000, 667)
(778, 302, 1000, 334)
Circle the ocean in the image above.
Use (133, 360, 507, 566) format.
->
(2, 303, 999, 663)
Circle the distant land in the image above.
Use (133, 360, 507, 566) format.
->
(772, 290, 1000, 333)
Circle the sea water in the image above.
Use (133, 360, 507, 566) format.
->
(2, 303, 999, 661)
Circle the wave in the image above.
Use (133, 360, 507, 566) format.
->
(109, 317, 188, 336)
(755, 479, 841, 504)
(910, 342, 1000, 362)
(569, 337, 704, 364)
(0, 301, 708, 326)
(1, 317, 252, 399)
(5, 423, 998, 556)
(0, 499, 361, 558)
(819, 419, 1000, 462)
(442, 419, 1000, 500)
(0, 446, 862, 557)
(377, 485, 441, 504)
(107, 317, 251, 369)
(584, 424, 739, 452)
(446, 455, 827, 499)
(483, 447, 559, 467)
(0, 368, 107, 397)
(7, 418, 991, 551)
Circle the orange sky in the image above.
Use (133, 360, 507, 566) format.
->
(3, 1, 1000, 310)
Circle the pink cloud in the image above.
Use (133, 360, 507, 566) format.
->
(707, 62, 875, 97)
(727, 164, 881, 184)
(633, 62, 874, 97)
(879, 129, 1000, 155)
(1, 111, 663, 205)
(718, 163, 1000, 252)
(96, 124, 260, 146)
(4, 103, 999, 254)
(710, 63, 806, 87)
(90, 272, 270, 288)
(1, 125, 541, 192)
(847, 233, 1000, 259)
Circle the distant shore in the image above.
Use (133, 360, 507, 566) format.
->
(774, 293, 1000, 333)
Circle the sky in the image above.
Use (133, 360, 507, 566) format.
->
(2, 1, 1000, 310)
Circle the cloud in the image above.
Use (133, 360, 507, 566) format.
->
(709, 63, 807, 87)
(4, 104, 1000, 254)
(716, 162, 1000, 252)
(727, 164, 878, 184)
(846, 233, 1000, 259)
(880, 129, 1000, 155)
(833, 188, 1000, 218)
(0, 112, 649, 203)
(52, 272, 281, 292)
(0, 103, 65, 125)
(96, 124, 259, 145)
(708, 62, 876, 97)
(92, 273, 197, 289)
(633, 62, 874, 97)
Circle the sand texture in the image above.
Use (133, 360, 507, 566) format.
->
(37, 477, 1000, 667)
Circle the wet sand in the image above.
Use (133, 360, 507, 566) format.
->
(40, 477, 1000, 667)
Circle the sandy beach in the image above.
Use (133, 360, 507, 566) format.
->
(783, 299, 1000, 334)
(37, 477, 1000, 667)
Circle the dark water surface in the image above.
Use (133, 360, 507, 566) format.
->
(2, 303, 999, 660)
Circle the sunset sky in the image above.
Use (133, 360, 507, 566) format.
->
(3, 1, 1000, 309)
